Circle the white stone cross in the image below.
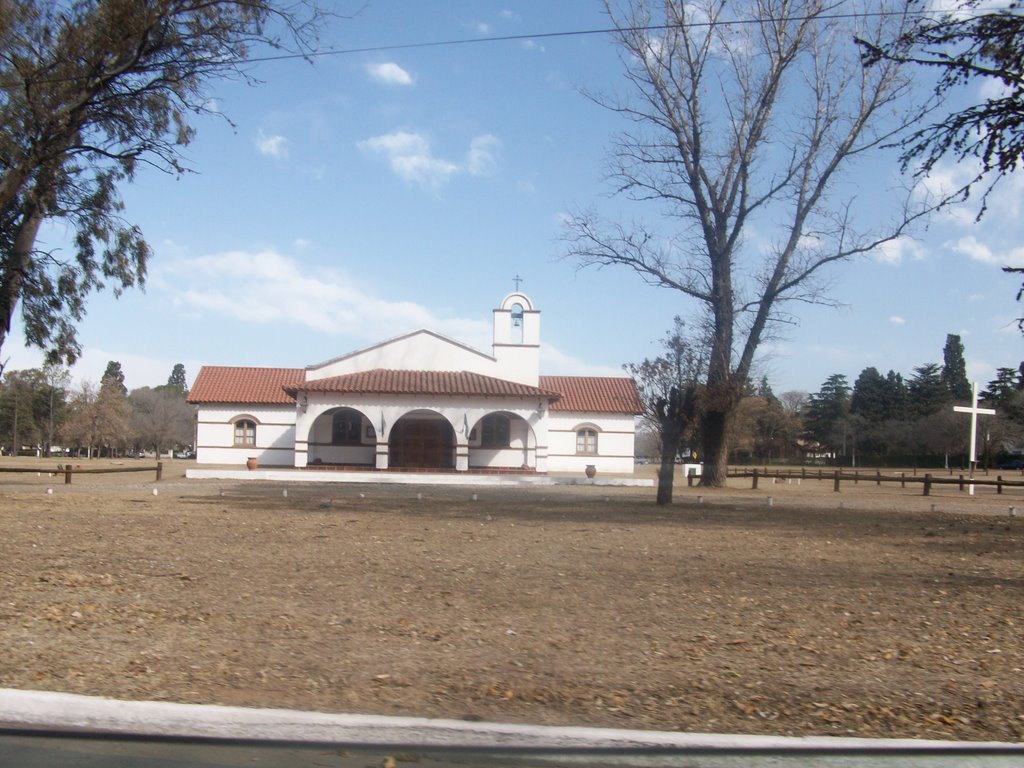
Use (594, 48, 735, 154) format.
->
(953, 382, 996, 495)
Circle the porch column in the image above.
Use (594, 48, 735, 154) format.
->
(535, 443, 548, 472)
(456, 439, 469, 472)
(294, 407, 312, 468)
(294, 439, 308, 468)
(375, 441, 389, 470)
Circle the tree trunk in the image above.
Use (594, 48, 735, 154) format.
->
(656, 443, 678, 505)
(701, 409, 731, 487)
(0, 200, 44, 358)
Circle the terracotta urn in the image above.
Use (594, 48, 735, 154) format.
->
(246, 457, 258, 471)
(585, 464, 596, 479)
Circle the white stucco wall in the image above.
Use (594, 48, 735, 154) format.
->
(546, 412, 637, 475)
(195, 405, 297, 466)
(307, 331, 501, 381)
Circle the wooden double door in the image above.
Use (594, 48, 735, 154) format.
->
(389, 418, 455, 469)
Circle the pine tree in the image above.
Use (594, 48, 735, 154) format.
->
(101, 361, 127, 397)
(941, 334, 971, 401)
(908, 363, 950, 417)
(167, 363, 188, 395)
(804, 374, 851, 458)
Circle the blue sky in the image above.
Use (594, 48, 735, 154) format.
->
(5, 1, 1023, 396)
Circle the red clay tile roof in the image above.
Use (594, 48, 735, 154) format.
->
(539, 376, 643, 414)
(186, 367, 641, 415)
(187, 367, 304, 405)
(288, 370, 561, 400)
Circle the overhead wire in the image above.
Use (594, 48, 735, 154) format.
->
(244, 9, 952, 65)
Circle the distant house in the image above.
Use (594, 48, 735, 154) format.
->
(187, 292, 643, 474)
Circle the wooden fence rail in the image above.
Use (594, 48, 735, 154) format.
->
(723, 466, 1024, 496)
(0, 463, 163, 484)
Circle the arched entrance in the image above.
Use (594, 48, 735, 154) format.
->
(389, 411, 456, 469)
(467, 411, 535, 470)
(306, 407, 374, 467)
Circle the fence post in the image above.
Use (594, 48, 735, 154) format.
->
(958, 474, 964, 492)
(833, 470, 840, 493)
(901, 472, 906, 489)
(156, 462, 163, 482)
(997, 475, 1003, 495)
(876, 470, 881, 486)
(854, 470, 859, 484)
(752, 468, 759, 490)
(923, 473, 932, 496)
(64, 466, 72, 485)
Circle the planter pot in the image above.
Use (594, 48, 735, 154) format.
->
(585, 464, 597, 479)
(246, 457, 258, 471)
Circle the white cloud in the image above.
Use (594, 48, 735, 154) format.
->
(874, 236, 926, 265)
(358, 130, 500, 191)
(889, 315, 906, 325)
(466, 134, 500, 176)
(0, 331, 200, 391)
(366, 62, 413, 86)
(358, 131, 458, 190)
(947, 235, 1024, 267)
(162, 249, 491, 345)
(540, 342, 623, 377)
(949, 235, 996, 264)
(255, 130, 289, 159)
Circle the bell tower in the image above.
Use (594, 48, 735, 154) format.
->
(493, 291, 540, 385)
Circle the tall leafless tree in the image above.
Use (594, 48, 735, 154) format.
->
(564, 0, 929, 485)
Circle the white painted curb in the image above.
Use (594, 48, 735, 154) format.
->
(0, 689, 1011, 750)
(185, 468, 654, 487)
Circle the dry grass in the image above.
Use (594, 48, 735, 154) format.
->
(1, 457, 1022, 741)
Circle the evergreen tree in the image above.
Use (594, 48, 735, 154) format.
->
(167, 363, 188, 395)
(857, 2, 1024, 214)
(850, 367, 893, 458)
(0, 1, 326, 366)
(982, 367, 1024, 407)
(101, 361, 127, 397)
(756, 375, 777, 402)
(908, 363, 950, 417)
(804, 374, 851, 459)
(941, 334, 971, 401)
(882, 370, 909, 421)
(851, 367, 889, 421)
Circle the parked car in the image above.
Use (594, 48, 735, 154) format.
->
(997, 458, 1024, 470)
(174, 450, 195, 460)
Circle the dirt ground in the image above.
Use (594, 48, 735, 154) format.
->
(1, 458, 1022, 742)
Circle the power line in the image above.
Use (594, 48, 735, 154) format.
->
(244, 10, 929, 65)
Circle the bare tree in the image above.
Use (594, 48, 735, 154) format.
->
(625, 317, 706, 504)
(564, 0, 928, 485)
(61, 379, 128, 457)
(129, 386, 194, 457)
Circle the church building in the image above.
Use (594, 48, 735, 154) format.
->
(187, 292, 643, 475)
